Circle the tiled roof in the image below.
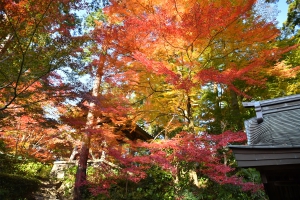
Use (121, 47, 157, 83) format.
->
(243, 94, 300, 145)
(245, 108, 300, 145)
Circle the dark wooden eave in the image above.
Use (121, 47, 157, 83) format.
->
(229, 145, 300, 200)
(122, 124, 153, 141)
(229, 145, 300, 168)
(97, 116, 153, 141)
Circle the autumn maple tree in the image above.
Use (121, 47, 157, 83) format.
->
(0, 0, 92, 161)
(1, 0, 298, 199)
(93, 0, 294, 135)
(0, 0, 85, 115)
(0, 1, 91, 198)
(0, 104, 76, 161)
(67, 0, 299, 199)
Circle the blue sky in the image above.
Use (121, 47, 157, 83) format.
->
(277, 0, 288, 25)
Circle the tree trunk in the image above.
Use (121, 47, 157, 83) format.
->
(229, 89, 243, 131)
(74, 71, 102, 200)
(186, 96, 195, 133)
(213, 83, 222, 134)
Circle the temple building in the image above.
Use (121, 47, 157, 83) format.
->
(229, 94, 300, 200)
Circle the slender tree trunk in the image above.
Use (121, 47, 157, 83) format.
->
(213, 83, 222, 134)
(74, 71, 102, 200)
(229, 89, 243, 131)
(186, 96, 194, 133)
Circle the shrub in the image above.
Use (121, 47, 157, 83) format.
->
(0, 173, 40, 200)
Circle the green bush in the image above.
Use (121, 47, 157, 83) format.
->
(17, 161, 52, 179)
(0, 173, 40, 200)
(0, 154, 19, 174)
(0, 153, 52, 199)
(94, 166, 176, 200)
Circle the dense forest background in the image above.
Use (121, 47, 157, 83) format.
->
(1, 0, 300, 199)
